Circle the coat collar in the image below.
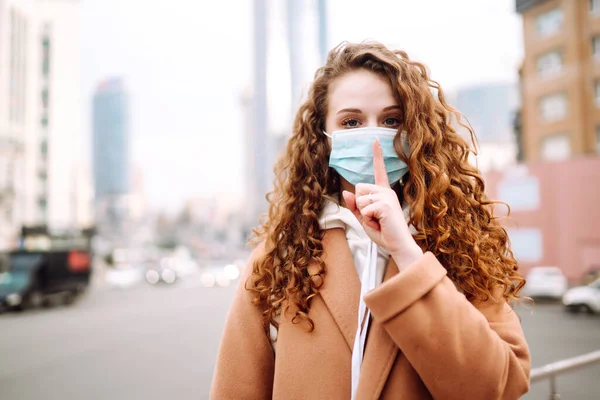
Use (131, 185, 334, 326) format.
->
(309, 228, 400, 399)
(356, 259, 400, 399)
(308, 228, 360, 350)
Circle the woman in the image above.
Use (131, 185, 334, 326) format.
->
(211, 41, 531, 399)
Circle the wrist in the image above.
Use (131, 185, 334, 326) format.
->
(391, 244, 423, 271)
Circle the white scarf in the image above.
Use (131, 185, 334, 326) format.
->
(318, 199, 391, 399)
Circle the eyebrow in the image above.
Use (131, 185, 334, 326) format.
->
(336, 105, 402, 115)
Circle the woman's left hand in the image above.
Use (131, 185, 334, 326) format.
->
(342, 139, 423, 270)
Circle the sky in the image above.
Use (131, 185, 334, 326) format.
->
(81, 0, 523, 213)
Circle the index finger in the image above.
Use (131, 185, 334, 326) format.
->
(373, 139, 390, 187)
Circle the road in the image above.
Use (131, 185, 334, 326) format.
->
(1, 275, 599, 400)
(520, 301, 600, 399)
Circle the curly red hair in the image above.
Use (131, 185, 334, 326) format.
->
(248, 41, 525, 335)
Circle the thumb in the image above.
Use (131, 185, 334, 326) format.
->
(342, 190, 362, 221)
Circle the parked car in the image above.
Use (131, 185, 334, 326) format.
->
(581, 266, 600, 285)
(199, 263, 241, 288)
(106, 265, 144, 289)
(523, 266, 568, 299)
(562, 278, 600, 314)
(145, 260, 177, 285)
(0, 250, 91, 312)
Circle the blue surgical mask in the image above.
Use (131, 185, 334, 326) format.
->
(324, 127, 409, 186)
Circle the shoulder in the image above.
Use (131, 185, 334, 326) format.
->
(240, 241, 268, 281)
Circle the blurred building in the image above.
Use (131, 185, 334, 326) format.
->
(128, 166, 146, 221)
(316, 0, 328, 64)
(491, 0, 600, 281)
(92, 78, 131, 230)
(180, 194, 245, 258)
(92, 78, 130, 198)
(486, 158, 600, 283)
(454, 83, 520, 173)
(245, 0, 327, 228)
(36, 0, 88, 231)
(0, 0, 36, 249)
(73, 163, 94, 228)
(0, 0, 88, 249)
(240, 87, 259, 229)
(516, 0, 600, 161)
(250, 0, 269, 224)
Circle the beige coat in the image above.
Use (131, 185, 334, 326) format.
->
(210, 229, 531, 399)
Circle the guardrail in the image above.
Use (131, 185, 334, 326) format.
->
(530, 349, 600, 399)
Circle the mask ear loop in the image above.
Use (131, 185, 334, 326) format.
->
(323, 131, 332, 138)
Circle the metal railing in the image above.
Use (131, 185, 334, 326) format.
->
(530, 349, 600, 399)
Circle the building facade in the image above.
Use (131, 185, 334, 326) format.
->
(92, 78, 131, 235)
(0, 0, 89, 248)
(0, 0, 38, 248)
(485, 157, 600, 283)
(506, 0, 600, 280)
(517, 0, 600, 161)
(244, 0, 328, 230)
(36, 0, 88, 231)
(92, 78, 130, 198)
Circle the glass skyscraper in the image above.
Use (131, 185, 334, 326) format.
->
(92, 78, 130, 199)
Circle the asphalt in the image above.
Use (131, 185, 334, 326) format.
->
(0, 275, 598, 400)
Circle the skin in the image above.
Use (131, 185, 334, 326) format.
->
(324, 69, 423, 271)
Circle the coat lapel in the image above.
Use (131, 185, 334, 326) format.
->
(309, 229, 400, 398)
(308, 228, 361, 351)
(356, 258, 401, 399)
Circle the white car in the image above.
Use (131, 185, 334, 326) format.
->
(562, 278, 600, 314)
(524, 266, 568, 299)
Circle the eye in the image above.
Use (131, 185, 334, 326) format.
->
(341, 118, 361, 128)
(382, 117, 402, 127)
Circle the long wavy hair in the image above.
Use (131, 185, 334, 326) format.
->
(248, 41, 525, 335)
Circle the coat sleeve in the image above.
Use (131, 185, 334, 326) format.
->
(364, 252, 531, 400)
(210, 244, 275, 399)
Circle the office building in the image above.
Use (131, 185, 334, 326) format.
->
(92, 78, 130, 199)
(245, 0, 327, 227)
(517, 0, 600, 160)
(0, 0, 37, 248)
(36, 0, 87, 231)
(92, 77, 131, 234)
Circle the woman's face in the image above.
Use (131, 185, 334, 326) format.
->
(324, 69, 403, 135)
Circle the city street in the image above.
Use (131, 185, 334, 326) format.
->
(1, 275, 599, 400)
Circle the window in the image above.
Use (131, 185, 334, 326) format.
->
(506, 228, 543, 263)
(41, 88, 48, 109)
(541, 134, 571, 161)
(40, 113, 48, 127)
(591, 0, 600, 15)
(38, 197, 47, 210)
(536, 8, 563, 37)
(40, 140, 48, 156)
(539, 93, 567, 122)
(42, 36, 50, 77)
(498, 177, 540, 211)
(536, 50, 563, 77)
(593, 36, 600, 60)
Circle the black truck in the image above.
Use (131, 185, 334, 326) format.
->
(0, 226, 94, 312)
(0, 249, 91, 311)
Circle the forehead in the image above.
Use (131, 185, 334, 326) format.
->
(328, 69, 399, 112)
